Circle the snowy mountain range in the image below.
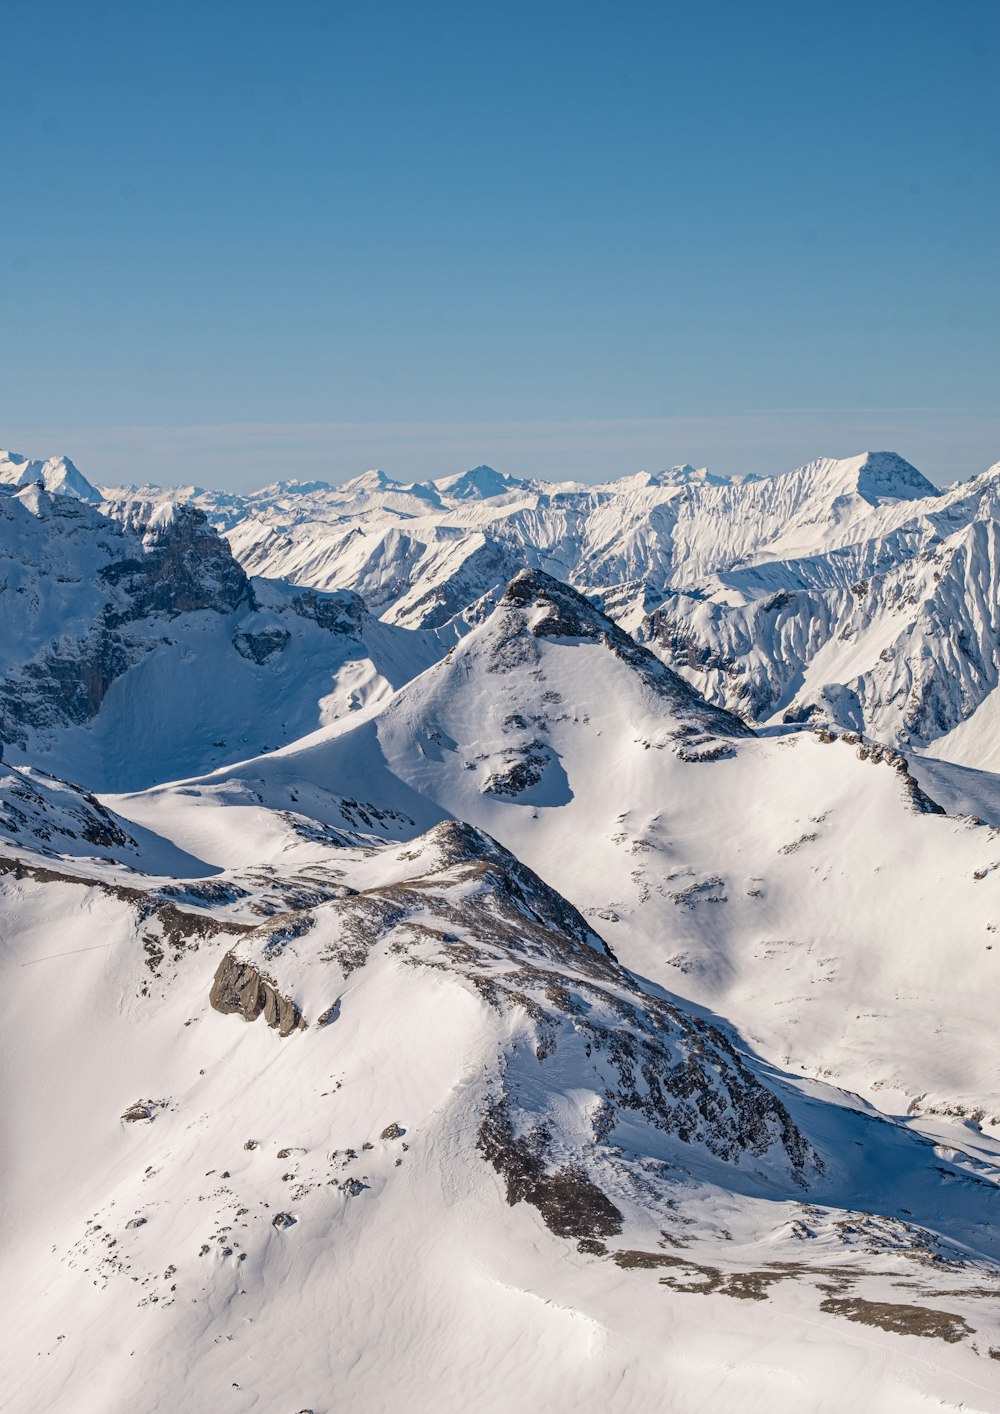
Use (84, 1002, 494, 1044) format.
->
(93, 447, 1000, 772)
(5, 447, 1000, 1412)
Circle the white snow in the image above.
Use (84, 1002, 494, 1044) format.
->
(3, 449, 1000, 1412)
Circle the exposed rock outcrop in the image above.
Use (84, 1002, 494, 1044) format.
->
(0, 768, 138, 852)
(501, 569, 752, 741)
(208, 817, 820, 1241)
(232, 626, 291, 663)
(210, 950, 305, 1037)
(101, 504, 250, 623)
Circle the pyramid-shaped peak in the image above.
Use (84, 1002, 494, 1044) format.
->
(853, 451, 939, 504)
(339, 468, 400, 496)
(434, 465, 526, 500)
(785, 451, 938, 506)
(499, 568, 751, 739)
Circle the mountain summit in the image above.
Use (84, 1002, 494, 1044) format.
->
(0, 449, 102, 503)
(798, 450, 939, 506)
(3, 441, 1000, 1410)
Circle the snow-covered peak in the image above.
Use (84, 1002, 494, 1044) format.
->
(253, 478, 337, 498)
(499, 567, 652, 651)
(649, 464, 740, 489)
(495, 569, 751, 739)
(430, 465, 528, 500)
(854, 450, 939, 503)
(339, 468, 400, 496)
(501, 566, 615, 633)
(0, 449, 102, 504)
(784, 450, 939, 507)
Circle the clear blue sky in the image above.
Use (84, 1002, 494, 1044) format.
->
(2, 0, 998, 487)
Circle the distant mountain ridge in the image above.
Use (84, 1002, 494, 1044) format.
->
(0, 481, 444, 791)
(5, 443, 1000, 1409)
(75, 445, 998, 766)
(13, 442, 1000, 763)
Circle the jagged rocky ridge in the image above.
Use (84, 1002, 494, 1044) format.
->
(4, 451, 1000, 1410)
(0, 766, 138, 853)
(0, 482, 443, 789)
(208, 819, 817, 1216)
(94, 447, 1000, 766)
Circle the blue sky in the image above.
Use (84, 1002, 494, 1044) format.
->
(2, 0, 998, 487)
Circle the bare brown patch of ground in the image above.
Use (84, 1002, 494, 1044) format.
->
(818, 1296, 973, 1342)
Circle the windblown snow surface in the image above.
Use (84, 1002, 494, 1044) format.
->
(4, 453, 1000, 1413)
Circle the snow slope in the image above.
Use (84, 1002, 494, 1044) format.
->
(4, 812, 1000, 1414)
(118, 572, 1000, 1132)
(4, 456, 1000, 1411)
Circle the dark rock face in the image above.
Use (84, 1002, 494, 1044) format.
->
(645, 610, 735, 676)
(100, 505, 250, 624)
(503, 568, 606, 640)
(0, 769, 137, 852)
(0, 629, 151, 750)
(292, 589, 365, 636)
(478, 1101, 624, 1239)
(121, 1101, 160, 1123)
(482, 742, 550, 798)
(830, 732, 945, 815)
(473, 948, 818, 1240)
(0, 501, 253, 756)
(232, 626, 291, 663)
(423, 819, 610, 956)
(209, 951, 305, 1037)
